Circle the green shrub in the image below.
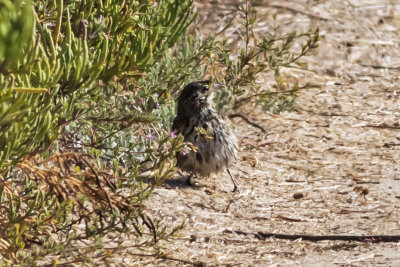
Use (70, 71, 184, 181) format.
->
(0, 0, 192, 265)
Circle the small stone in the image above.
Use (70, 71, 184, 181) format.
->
(293, 192, 304, 199)
(190, 234, 197, 242)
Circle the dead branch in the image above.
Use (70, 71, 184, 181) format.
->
(224, 229, 400, 243)
(229, 113, 266, 133)
(363, 124, 400, 130)
(359, 63, 400, 70)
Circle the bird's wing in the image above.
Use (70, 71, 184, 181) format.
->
(172, 116, 184, 133)
(172, 117, 178, 131)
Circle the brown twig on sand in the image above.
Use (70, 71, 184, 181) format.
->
(229, 113, 266, 133)
(360, 63, 400, 70)
(224, 229, 400, 243)
(363, 124, 400, 130)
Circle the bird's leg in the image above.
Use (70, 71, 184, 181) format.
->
(226, 168, 238, 192)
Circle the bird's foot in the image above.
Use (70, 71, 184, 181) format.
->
(232, 184, 239, 193)
(226, 168, 239, 193)
(186, 175, 202, 187)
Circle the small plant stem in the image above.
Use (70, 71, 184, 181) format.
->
(53, 0, 63, 46)
(245, 1, 249, 57)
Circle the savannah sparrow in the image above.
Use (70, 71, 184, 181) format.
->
(172, 80, 239, 191)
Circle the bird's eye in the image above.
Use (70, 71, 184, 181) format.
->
(201, 86, 209, 93)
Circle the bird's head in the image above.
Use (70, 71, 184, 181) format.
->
(177, 80, 212, 116)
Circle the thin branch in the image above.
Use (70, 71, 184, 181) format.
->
(224, 229, 400, 243)
(359, 63, 400, 70)
(53, 0, 63, 46)
(228, 113, 266, 133)
(363, 124, 400, 130)
(266, 3, 331, 21)
(216, 11, 237, 36)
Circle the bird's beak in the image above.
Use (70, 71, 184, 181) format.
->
(213, 83, 223, 88)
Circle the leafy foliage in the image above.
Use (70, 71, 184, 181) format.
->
(205, 3, 320, 113)
(0, 0, 193, 172)
(0, 0, 192, 265)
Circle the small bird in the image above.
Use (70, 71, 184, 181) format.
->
(172, 80, 239, 191)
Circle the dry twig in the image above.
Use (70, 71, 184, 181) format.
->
(224, 230, 400, 243)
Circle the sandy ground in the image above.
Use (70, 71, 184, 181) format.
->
(123, 1, 400, 266)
